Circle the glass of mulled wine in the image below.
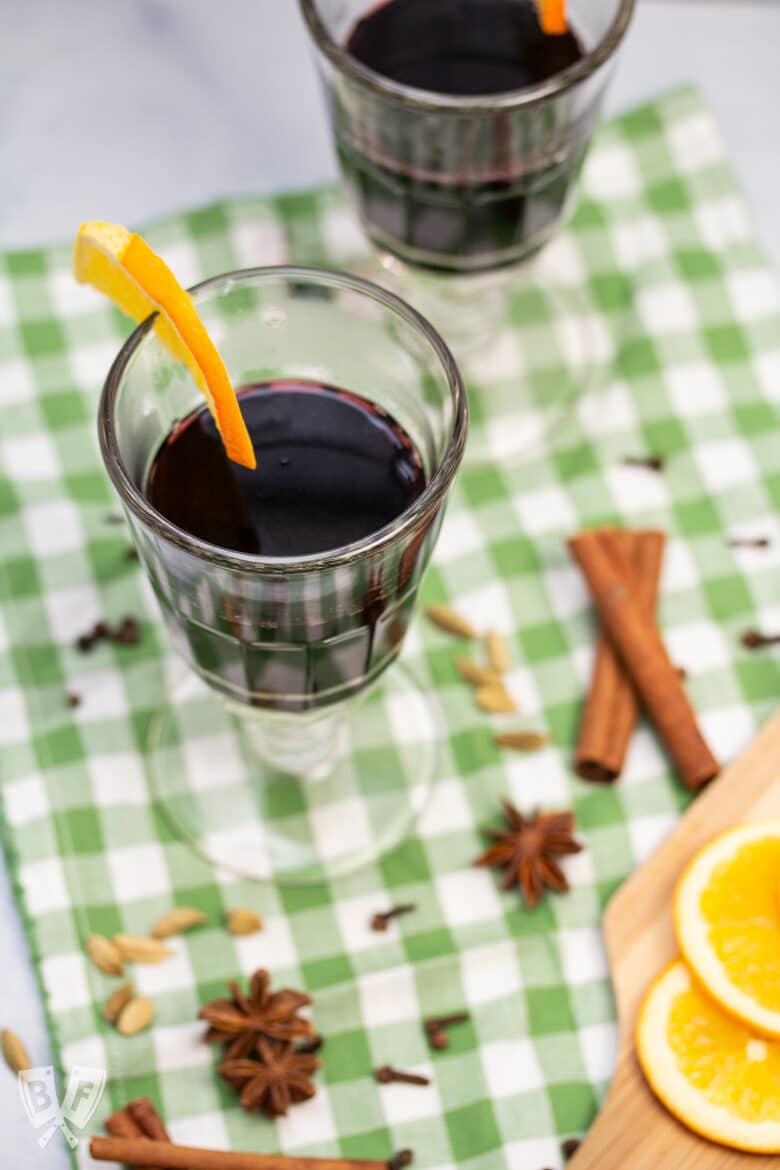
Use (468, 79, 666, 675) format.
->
(99, 267, 467, 884)
(299, 0, 635, 439)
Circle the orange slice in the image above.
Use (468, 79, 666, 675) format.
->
(537, 0, 567, 35)
(674, 822, 780, 1037)
(637, 959, 780, 1152)
(73, 222, 255, 469)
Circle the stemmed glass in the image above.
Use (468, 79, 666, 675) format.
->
(299, 0, 635, 450)
(99, 267, 467, 884)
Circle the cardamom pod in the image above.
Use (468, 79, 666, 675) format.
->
(86, 933, 124, 976)
(103, 981, 135, 1024)
(116, 996, 155, 1036)
(2, 1028, 31, 1073)
(226, 908, 263, 936)
(151, 907, 208, 939)
(493, 731, 551, 752)
(424, 604, 477, 639)
(475, 683, 518, 715)
(485, 630, 510, 674)
(113, 934, 173, 964)
(454, 656, 501, 688)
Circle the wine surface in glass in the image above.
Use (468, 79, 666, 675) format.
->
(347, 0, 583, 95)
(341, 0, 587, 272)
(146, 379, 426, 557)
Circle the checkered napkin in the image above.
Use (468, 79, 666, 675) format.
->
(1, 87, 779, 1170)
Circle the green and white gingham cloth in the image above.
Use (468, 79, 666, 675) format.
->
(1, 87, 780, 1169)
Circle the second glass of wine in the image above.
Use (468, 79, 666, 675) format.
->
(300, 0, 635, 450)
(100, 267, 467, 884)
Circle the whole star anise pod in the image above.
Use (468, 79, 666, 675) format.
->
(220, 1037, 320, 1117)
(474, 802, 583, 908)
(200, 969, 314, 1060)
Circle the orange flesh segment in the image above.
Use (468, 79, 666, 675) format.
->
(669, 982, 780, 1123)
(74, 222, 255, 470)
(701, 838, 780, 1014)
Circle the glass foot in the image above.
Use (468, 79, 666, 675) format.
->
(460, 276, 610, 464)
(146, 662, 442, 885)
(363, 250, 613, 463)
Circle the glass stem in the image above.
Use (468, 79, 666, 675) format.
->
(225, 698, 347, 781)
(379, 253, 511, 356)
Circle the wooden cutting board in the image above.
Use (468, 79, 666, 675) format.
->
(571, 706, 780, 1170)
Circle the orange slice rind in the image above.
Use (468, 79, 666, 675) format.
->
(74, 221, 255, 469)
(637, 959, 780, 1152)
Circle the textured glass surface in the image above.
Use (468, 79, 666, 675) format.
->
(100, 267, 466, 713)
(301, 0, 633, 273)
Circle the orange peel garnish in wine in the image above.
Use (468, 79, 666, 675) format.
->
(536, 0, 567, 35)
(73, 222, 255, 469)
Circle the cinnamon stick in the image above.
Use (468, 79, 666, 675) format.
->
(105, 1099, 169, 1170)
(106, 1109, 146, 1140)
(574, 529, 665, 782)
(128, 1097, 171, 1142)
(90, 1136, 391, 1170)
(569, 530, 718, 790)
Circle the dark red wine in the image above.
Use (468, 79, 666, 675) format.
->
(142, 380, 432, 711)
(339, 0, 589, 272)
(146, 380, 426, 557)
(347, 0, 583, 95)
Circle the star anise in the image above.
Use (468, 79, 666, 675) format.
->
(220, 1037, 320, 1117)
(474, 802, 583, 908)
(200, 969, 314, 1060)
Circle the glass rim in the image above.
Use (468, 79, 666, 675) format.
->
(298, 0, 636, 112)
(99, 265, 468, 576)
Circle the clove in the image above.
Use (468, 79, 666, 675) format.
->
(728, 536, 770, 549)
(742, 629, 780, 650)
(387, 1152, 414, 1170)
(77, 616, 141, 652)
(622, 455, 665, 472)
(424, 1011, 469, 1050)
(370, 904, 417, 932)
(374, 1065, 430, 1087)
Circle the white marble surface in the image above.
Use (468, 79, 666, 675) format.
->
(1, 1, 779, 1163)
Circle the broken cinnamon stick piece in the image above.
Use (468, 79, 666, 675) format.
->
(569, 531, 718, 791)
(105, 1109, 145, 1140)
(105, 1099, 169, 1170)
(128, 1097, 171, 1141)
(574, 529, 665, 782)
